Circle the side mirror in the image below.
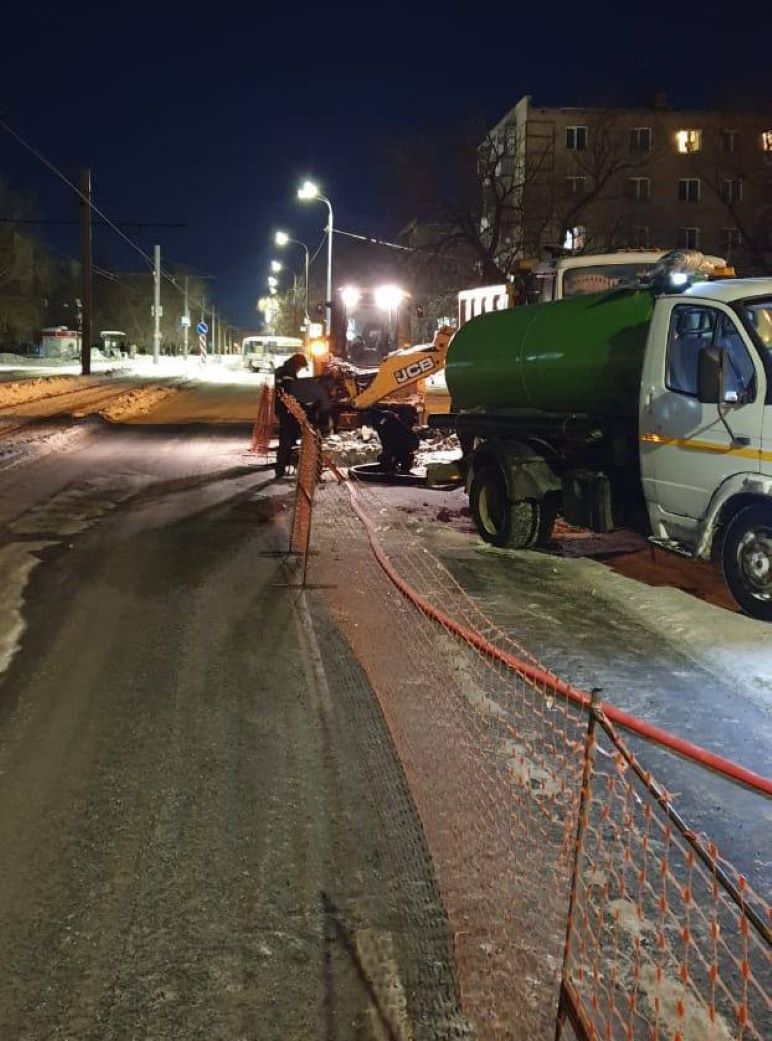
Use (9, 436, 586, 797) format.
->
(697, 346, 721, 403)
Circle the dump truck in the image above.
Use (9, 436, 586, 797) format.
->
(443, 253, 772, 620)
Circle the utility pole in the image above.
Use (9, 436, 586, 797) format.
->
(80, 169, 92, 376)
(152, 244, 161, 364)
(183, 275, 189, 356)
(211, 306, 217, 360)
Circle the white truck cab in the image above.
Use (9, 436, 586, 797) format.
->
(639, 279, 772, 617)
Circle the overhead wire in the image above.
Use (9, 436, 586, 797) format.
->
(0, 115, 219, 321)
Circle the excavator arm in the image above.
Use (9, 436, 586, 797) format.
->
(351, 325, 454, 410)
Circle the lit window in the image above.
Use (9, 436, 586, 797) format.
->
(629, 127, 652, 151)
(762, 131, 772, 152)
(566, 126, 588, 150)
(678, 227, 700, 249)
(563, 225, 586, 251)
(721, 179, 743, 203)
(629, 177, 651, 202)
(678, 178, 701, 202)
(565, 176, 586, 195)
(676, 129, 702, 153)
(721, 129, 740, 153)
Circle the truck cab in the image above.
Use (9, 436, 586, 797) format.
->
(639, 279, 772, 617)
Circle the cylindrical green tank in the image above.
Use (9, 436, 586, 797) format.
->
(445, 287, 655, 418)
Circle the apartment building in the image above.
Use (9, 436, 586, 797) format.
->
(486, 94, 772, 271)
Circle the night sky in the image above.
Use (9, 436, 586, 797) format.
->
(3, 1, 769, 328)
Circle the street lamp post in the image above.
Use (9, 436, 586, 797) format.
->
(296, 181, 333, 340)
(275, 231, 310, 325)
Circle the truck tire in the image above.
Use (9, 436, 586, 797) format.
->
(721, 504, 772, 621)
(470, 465, 541, 549)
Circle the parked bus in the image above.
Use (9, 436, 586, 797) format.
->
(241, 335, 305, 373)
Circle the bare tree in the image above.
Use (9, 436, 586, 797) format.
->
(684, 119, 772, 272)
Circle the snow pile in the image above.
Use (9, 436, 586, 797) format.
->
(416, 431, 460, 469)
(0, 375, 93, 407)
(94, 385, 181, 422)
(323, 428, 382, 466)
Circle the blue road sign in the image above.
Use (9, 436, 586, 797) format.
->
(196, 321, 209, 335)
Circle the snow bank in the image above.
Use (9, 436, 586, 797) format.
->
(0, 375, 93, 407)
(86, 385, 181, 422)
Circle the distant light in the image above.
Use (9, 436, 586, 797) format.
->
(340, 285, 361, 310)
(267, 275, 278, 288)
(270, 260, 282, 273)
(374, 284, 405, 311)
(298, 180, 320, 201)
(309, 338, 328, 357)
(275, 231, 289, 246)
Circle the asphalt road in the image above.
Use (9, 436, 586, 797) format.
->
(0, 402, 460, 1040)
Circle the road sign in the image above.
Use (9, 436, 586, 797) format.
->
(181, 315, 191, 328)
(196, 321, 208, 335)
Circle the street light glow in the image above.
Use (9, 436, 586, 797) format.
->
(275, 231, 289, 246)
(297, 180, 320, 200)
(374, 284, 405, 311)
(340, 285, 361, 310)
(270, 260, 282, 273)
(267, 275, 278, 288)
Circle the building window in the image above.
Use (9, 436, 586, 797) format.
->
(720, 228, 742, 255)
(721, 179, 743, 203)
(629, 176, 651, 202)
(676, 129, 702, 153)
(678, 227, 700, 249)
(563, 225, 586, 251)
(721, 129, 740, 153)
(566, 126, 588, 150)
(762, 131, 772, 152)
(678, 178, 701, 202)
(630, 226, 649, 248)
(565, 176, 586, 195)
(629, 127, 652, 151)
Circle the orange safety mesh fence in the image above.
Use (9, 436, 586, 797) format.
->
(282, 393, 322, 562)
(296, 472, 770, 1041)
(249, 383, 275, 453)
(559, 704, 770, 1041)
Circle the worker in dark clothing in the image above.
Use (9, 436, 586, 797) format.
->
(273, 352, 308, 478)
(367, 408, 420, 474)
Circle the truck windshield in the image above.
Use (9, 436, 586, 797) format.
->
(562, 262, 657, 297)
(741, 298, 772, 354)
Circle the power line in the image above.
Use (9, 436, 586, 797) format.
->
(0, 115, 221, 321)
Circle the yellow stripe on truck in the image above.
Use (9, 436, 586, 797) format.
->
(640, 431, 772, 463)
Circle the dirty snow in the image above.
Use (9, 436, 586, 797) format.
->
(0, 375, 97, 407)
(0, 542, 52, 675)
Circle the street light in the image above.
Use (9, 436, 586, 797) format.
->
(270, 260, 282, 273)
(267, 275, 278, 289)
(296, 180, 333, 340)
(275, 230, 310, 325)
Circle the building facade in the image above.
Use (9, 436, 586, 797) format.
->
(486, 94, 772, 272)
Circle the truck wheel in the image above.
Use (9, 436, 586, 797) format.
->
(721, 504, 772, 621)
(470, 465, 540, 549)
